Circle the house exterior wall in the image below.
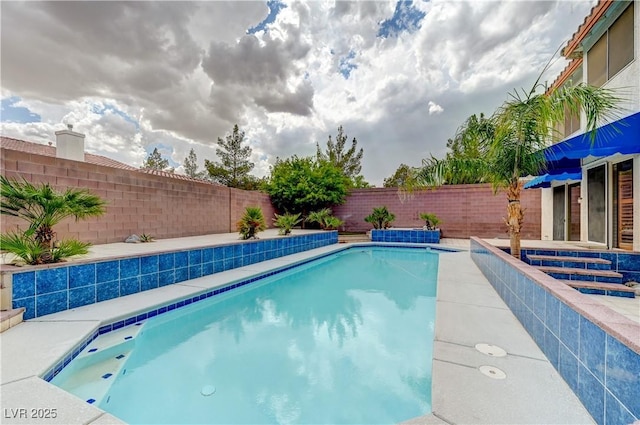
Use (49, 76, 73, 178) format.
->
(543, 0, 639, 250)
(333, 185, 542, 239)
(0, 148, 275, 244)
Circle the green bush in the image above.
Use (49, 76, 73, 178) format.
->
(419, 213, 441, 230)
(0, 176, 106, 264)
(364, 206, 395, 229)
(306, 208, 343, 230)
(237, 207, 266, 240)
(273, 213, 301, 235)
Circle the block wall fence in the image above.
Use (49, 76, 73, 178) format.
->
(1, 147, 540, 241)
(333, 186, 542, 238)
(0, 148, 275, 244)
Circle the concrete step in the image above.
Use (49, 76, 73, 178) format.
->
(1, 308, 25, 333)
(559, 280, 635, 298)
(338, 234, 370, 243)
(536, 266, 623, 284)
(527, 254, 612, 271)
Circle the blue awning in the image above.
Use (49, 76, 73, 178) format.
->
(544, 111, 640, 161)
(525, 112, 639, 190)
(524, 171, 582, 189)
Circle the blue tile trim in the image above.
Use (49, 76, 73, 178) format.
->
(40, 241, 441, 382)
(8, 232, 340, 319)
(470, 239, 640, 425)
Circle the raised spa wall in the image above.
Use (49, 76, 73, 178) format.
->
(470, 237, 640, 425)
(3, 232, 338, 320)
(370, 229, 440, 244)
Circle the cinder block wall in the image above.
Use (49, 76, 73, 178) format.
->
(0, 148, 274, 244)
(1, 147, 541, 241)
(333, 185, 541, 239)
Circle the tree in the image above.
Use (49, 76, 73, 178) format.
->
(415, 113, 494, 187)
(415, 70, 621, 259)
(317, 125, 368, 188)
(183, 148, 205, 179)
(383, 164, 417, 187)
(205, 124, 255, 188)
(143, 147, 173, 172)
(446, 113, 493, 161)
(0, 176, 106, 264)
(264, 156, 348, 221)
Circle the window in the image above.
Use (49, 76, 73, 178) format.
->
(588, 35, 607, 86)
(587, 2, 634, 86)
(609, 2, 634, 77)
(554, 68, 582, 139)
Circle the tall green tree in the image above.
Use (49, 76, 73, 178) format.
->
(415, 74, 621, 259)
(383, 164, 417, 187)
(317, 125, 368, 188)
(0, 176, 106, 264)
(415, 113, 494, 187)
(143, 147, 173, 172)
(205, 124, 255, 188)
(265, 156, 347, 221)
(183, 148, 205, 179)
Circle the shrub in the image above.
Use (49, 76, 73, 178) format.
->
(273, 213, 302, 235)
(364, 206, 395, 229)
(0, 176, 106, 264)
(419, 213, 441, 230)
(237, 207, 266, 240)
(307, 208, 343, 230)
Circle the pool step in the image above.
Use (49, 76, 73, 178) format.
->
(527, 254, 611, 270)
(0, 307, 25, 333)
(558, 280, 635, 298)
(50, 322, 145, 406)
(535, 266, 623, 284)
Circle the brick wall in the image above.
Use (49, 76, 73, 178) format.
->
(333, 185, 541, 239)
(0, 148, 274, 244)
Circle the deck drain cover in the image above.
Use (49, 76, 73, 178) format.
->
(475, 343, 507, 357)
(479, 365, 506, 379)
(201, 385, 216, 396)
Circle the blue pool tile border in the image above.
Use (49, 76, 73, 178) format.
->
(470, 238, 640, 424)
(40, 242, 449, 383)
(10, 232, 338, 320)
(371, 229, 441, 244)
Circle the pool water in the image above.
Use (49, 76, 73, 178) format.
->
(54, 247, 438, 424)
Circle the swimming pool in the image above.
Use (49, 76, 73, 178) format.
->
(52, 246, 439, 424)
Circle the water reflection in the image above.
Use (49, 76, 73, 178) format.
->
(103, 247, 437, 424)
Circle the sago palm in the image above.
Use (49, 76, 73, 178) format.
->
(0, 176, 106, 264)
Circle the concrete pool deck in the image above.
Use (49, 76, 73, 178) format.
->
(1, 235, 595, 424)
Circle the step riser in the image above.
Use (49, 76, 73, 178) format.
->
(576, 287, 635, 298)
(547, 272, 623, 284)
(530, 259, 611, 270)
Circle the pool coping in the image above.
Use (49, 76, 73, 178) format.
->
(0, 242, 594, 425)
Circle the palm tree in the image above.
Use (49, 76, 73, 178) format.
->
(415, 70, 621, 259)
(237, 206, 266, 239)
(0, 176, 107, 264)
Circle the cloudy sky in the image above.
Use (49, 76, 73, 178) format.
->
(1, 0, 594, 186)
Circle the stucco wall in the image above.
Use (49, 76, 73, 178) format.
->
(333, 185, 542, 239)
(0, 148, 275, 244)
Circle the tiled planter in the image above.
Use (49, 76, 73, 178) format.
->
(471, 237, 640, 424)
(8, 232, 338, 320)
(371, 228, 440, 243)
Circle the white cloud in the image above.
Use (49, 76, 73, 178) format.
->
(0, 0, 596, 186)
(428, 101, 444, 115)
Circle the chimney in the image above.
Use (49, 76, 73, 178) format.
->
(55, 124, 85, 161)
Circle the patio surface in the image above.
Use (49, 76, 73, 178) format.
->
(0, 232, 626, 424)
